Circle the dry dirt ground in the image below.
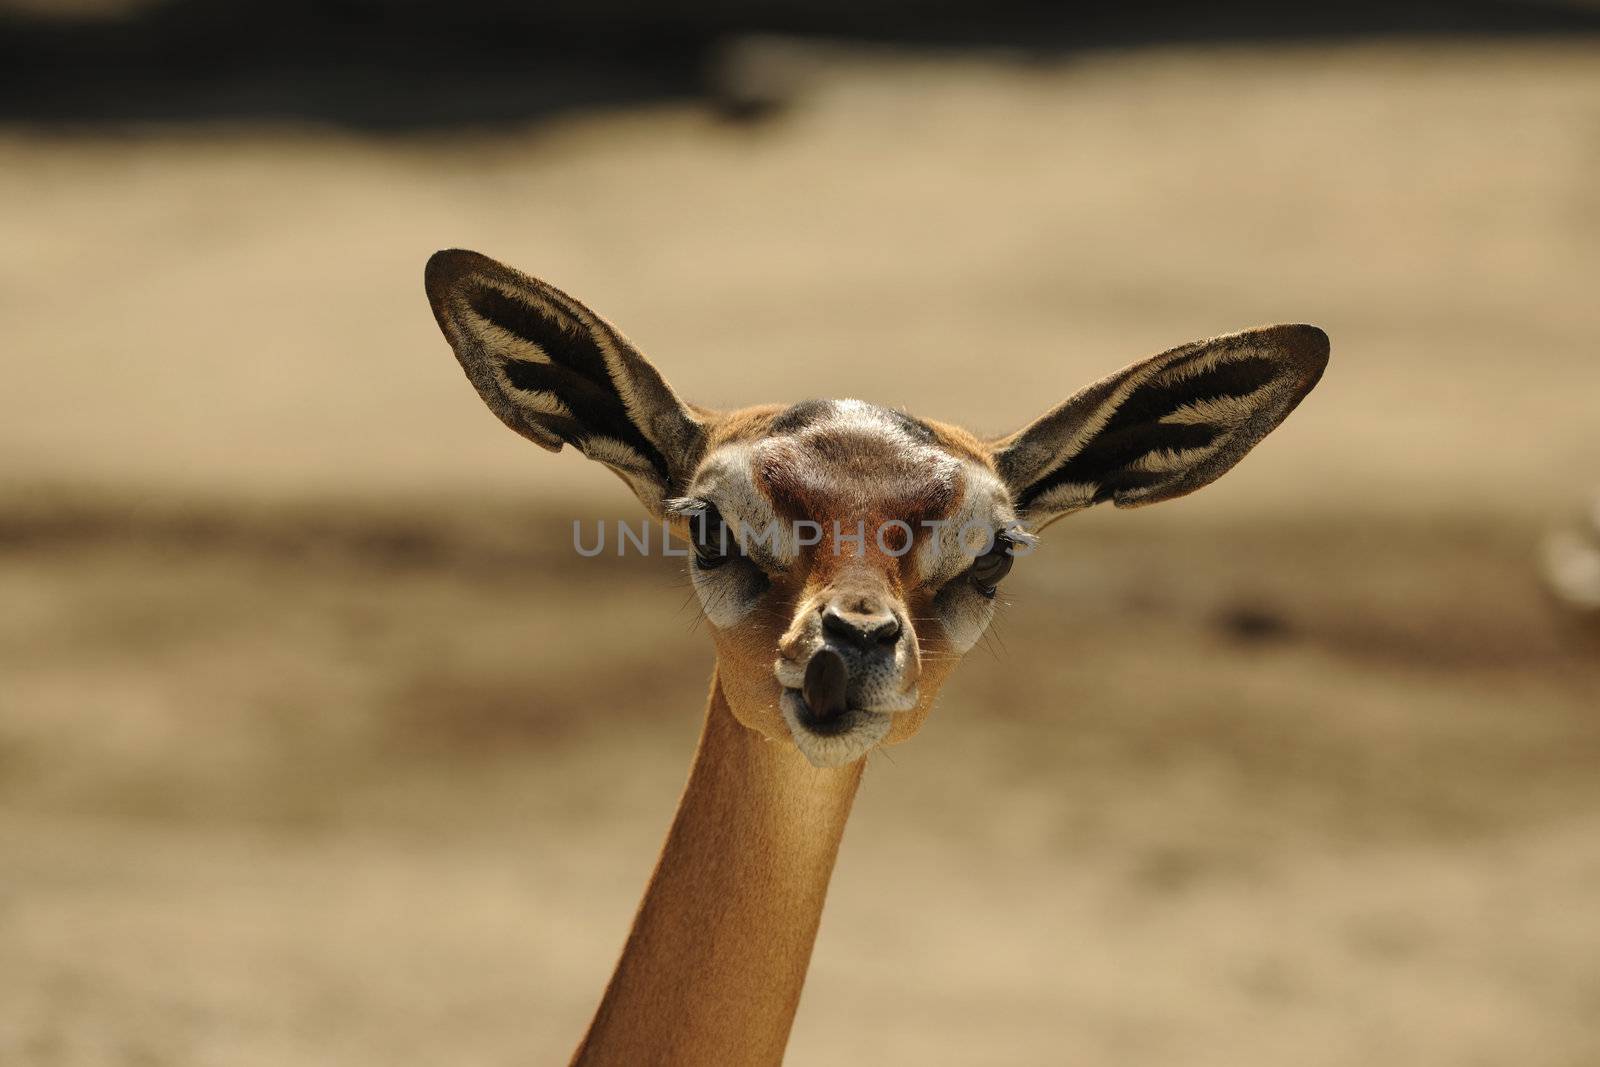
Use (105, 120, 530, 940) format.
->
(2, 38, 1600, 1067)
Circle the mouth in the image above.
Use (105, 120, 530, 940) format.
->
(779, 689, 893, 768)
(777, 648, 898, 768)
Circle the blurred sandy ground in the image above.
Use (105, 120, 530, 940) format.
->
(3, 36, 1600, 1067)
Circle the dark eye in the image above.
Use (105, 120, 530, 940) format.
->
(969, 536, 1016, 598)
(691, 504, 735, 570)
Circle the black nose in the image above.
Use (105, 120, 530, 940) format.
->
(821, 604, 902, 650)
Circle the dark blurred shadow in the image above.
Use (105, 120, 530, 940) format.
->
(3, 0, 1599, 130)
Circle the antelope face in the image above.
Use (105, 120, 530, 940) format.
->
(425, 249, 1329, 768)
(669, 399, 1031, 767)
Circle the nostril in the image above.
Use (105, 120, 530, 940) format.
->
(821, 607, 862, 646)
(821, 606, 902, 651)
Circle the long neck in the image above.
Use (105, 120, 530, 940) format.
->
(570, 670, 865, 1066)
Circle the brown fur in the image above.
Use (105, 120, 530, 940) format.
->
(571, 677, 861, 1066)
(423, 250, 1329, 1065)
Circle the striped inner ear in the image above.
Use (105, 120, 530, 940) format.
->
(1014, 341, 1311, 516)
(1096, 355, 1278, 439)
(465, 283, 670, 482)
(1022, 355, 1276, 508)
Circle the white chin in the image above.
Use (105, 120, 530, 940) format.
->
(779, 689, 893, 769)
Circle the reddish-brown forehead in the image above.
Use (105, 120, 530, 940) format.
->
(751, 403, 963, 524)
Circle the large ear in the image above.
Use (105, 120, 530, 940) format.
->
(993, 324, 1328, 528)
(424, 249, 708, 514)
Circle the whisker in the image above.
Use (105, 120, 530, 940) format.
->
(988, 614, 1011, 658)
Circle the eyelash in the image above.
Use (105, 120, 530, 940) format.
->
(968, 535, 1019, 598)
(688, 504, 737, 570)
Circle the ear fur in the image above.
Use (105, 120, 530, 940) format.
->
(424, 249, 706, 513)
(993, 324, 1328, 526)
